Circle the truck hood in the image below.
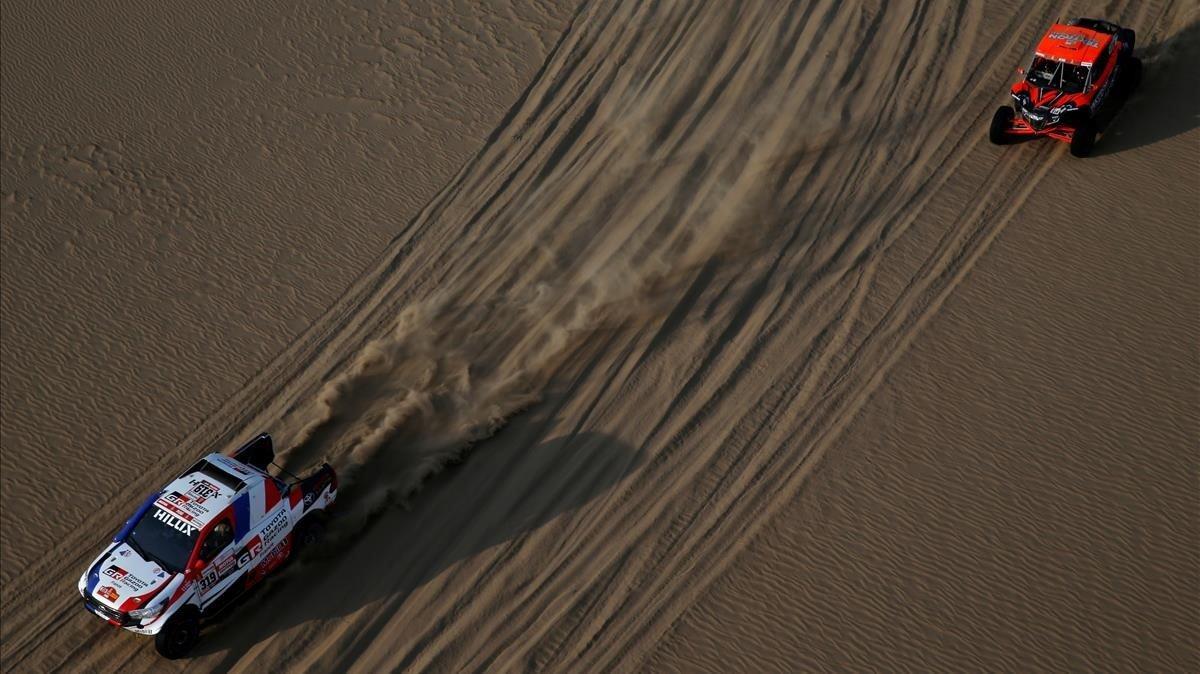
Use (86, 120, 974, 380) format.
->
(85, 542, 175, 611)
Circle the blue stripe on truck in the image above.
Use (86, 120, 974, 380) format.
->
(233, 492, 251, 540)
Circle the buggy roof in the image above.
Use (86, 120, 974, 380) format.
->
(1034, 24, 1112, 66)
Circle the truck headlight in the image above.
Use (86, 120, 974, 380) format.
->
(128, 603, 165, 621)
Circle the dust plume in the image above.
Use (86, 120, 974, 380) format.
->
(275, 253, 680, 536)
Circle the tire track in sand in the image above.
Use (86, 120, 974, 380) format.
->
(4, 0, 1180, 671)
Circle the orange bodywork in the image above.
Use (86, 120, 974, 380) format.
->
(1001, 21, 1131, 143)
(991, 18, 1139, 155)
(1006, 116, 1076, 142)
(1034, 23, 1112, 66)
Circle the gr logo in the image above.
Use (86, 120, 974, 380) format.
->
(237, 536, 264, 569)
(103, 566, 128, 580)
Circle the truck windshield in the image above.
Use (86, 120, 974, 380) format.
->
(127, 507, 199, 573)
(1026, 57, 1090, 93)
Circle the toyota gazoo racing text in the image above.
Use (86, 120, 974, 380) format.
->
(78, 434, 336, 659)
(990, 18, 1142, 157)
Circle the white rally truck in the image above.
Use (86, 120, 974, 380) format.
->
(78, 434, 336, 658)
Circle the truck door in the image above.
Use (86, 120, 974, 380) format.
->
(195, 518, 238, 607)
(243, 482, 292, 575)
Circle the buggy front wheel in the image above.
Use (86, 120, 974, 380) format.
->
(989, 106, 1014, 145)
(1070, 119, 1097, 157)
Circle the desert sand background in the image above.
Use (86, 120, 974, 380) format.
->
(2, 0, 1197, 672)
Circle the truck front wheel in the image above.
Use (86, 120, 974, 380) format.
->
(155, 607, 201, 659)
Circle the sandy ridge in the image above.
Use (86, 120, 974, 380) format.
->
(2, 0, 1195, 671)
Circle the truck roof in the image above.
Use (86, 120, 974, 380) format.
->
(1034, 23, 1112, 66)
(152, 454, 265, 528)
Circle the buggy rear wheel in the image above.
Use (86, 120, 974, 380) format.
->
(989, 106, 1014, 145)
(1070, 119, 1097, 158)
(155, 607, 200, 659)
(1117, 27, 1136, 51)
(1125, 56, 1142, 94)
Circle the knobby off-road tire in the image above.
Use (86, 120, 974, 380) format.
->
(295, 514, 327, 552)
(1070, 119, 1098, 157)
(155, 606, 201, 659)
(990, 106, 1014, 145)
(1125, 56, 1143, 94)
(1117, 27, 1136, 51)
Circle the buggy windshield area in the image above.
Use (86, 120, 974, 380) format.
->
(1026, 57, 1090, 93)
(127, 506, 199, 572)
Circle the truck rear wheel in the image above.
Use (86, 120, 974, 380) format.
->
(989, 106, 1014, 145)
(1070, 119, 1097, 158)
(155, 607, 200, 659)
(295, 515, 327, 552)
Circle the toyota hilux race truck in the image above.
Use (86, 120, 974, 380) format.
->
(78, 434, 336, 658)
(990, 18, 1142, 157)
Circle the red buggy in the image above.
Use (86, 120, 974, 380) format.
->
(990, 18, 1142, 157)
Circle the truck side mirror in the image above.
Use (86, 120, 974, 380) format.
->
(190, 558, 207, 572)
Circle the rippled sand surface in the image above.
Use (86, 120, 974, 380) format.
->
(3, 1, 1196, 671)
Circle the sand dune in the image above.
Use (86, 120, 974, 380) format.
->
(0, 0, 576, 598)
(2, 0, 1197, 672)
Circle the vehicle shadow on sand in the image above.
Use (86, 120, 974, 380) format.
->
(1095, 21, 1200, 156)
(192, 407, 643, 666)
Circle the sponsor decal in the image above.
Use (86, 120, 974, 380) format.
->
(213, 456, 250, 475)
(103, 566, 128, 581)
(170, 577, 194, 604)
(200, 548, 244, 594)
(97, 585, 119, 602)
(105, 564, 150, 591)
(200, 553, 237, 593)
(162, 490, 212, 519)
(117, 548, 131, 558)
(1048, 30, 1100, 48)
(261, 510, 289, 542)
(157, 497, 197, 522)
(188, 480, 221, 503)
(163, 491, 190, 506)
(153, 508, 199, 537)
(233, 509, 289, 572)
(245, 538, 291, 590)
(199, 569, 221, 592)
(237, 535, 264, 569)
